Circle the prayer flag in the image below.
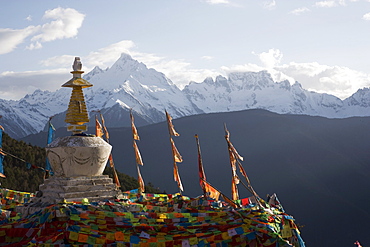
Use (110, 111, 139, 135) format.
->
(108, 154, 121, 188)
(130, 110, 140, 140)
(0, 125, 3, 148)
(0, 126, 4, 178)
(231, 177, 239, 201)
(195, 135, 207, 194)
(173, 163, 183, 191)
(354, 241, 362, 247)
(100, 113, 109, 142)
(203, 180, 220, 201)
(45, 120, 55, 175)
(165, 111, 180, 136)
(224, 124, 243, 161)
(137, 165, 145, 193)
(95, 115, 103, 138)
(222, 194, 239, 209)
(0, 153, 5, 178)
(133, 141, 143, 166)
(170, 138, 183, 163)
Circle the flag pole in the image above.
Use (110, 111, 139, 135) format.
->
(195, 134, 207, 198)
(224, 123, 239, 201)
(130, 109, 145, 193)
(96, 111, 121, 188)
(165, 110, 183, 195)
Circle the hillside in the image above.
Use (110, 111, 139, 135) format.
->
(1, 132, 161, 194)
(22, 109, 370, 246)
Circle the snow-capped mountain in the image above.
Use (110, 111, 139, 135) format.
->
(183, 71, 346, 118)
(1, 53, 370, 139)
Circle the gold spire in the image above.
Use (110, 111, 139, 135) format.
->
(62, 57, 93, 134)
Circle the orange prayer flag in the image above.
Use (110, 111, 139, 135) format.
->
(95, 115, 103, 138)
(133, 141, 143, 165)
(195, 135, 207, 194)
(78, 233, 88, 243)
(137, 165, 145, 193)
(224, 124, 243, 161)
(100, 113, 109, 142)
(115, 232, 124, 241)
(170, 138, 183, 163)
(130, 110, 140, 140)
(108, 154, 114, 168)
(203, 180, 220, 201)
(166, 111, 180, 136)
(173, 163, 183, 191)
(231, 178, 239, 201)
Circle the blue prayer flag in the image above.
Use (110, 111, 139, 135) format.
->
(0, 127, 3, 149)
(45, 121, 55, 175)
(0, 153, 5, 178)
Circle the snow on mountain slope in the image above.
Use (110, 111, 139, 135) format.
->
(1, 53, 370, 139)
(183, 71, 348, 118)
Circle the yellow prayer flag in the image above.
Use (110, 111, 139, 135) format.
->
(69, 231, 79, 241)
(189, 237, 198, 245)
(96, 237, 106, 244)
(106, 232, 115, 241)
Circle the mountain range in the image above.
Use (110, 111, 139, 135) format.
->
(22, 109, 370, 246)
(1, 53, 370, 139)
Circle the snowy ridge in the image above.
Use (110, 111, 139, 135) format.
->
(1, 53, 370, 139)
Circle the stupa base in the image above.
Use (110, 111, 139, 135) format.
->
(16, 175, 122, 216)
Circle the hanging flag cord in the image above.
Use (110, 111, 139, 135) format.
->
(0, 149, 46, 174)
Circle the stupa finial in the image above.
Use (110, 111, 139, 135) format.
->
(62, 57, 93, 134)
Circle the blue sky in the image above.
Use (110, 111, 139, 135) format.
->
(1, 0, 370, 100)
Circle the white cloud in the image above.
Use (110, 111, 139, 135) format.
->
(201, 56, 214, 60)
(41, 40, 219, 89)
(254, 48, 283, 69)
(290, 7, 310, 15)
(26, 15, 32, 21)
(263, 0, 276, 9)
(0, 7, 85, 55)
(0, 69, 70, 100)
(0, 26, 38, 54)
(314, 1, 337, 7)
(204, 0, 231, 4)
(41, 40, 136, 71)
(363, 12, 370, 20)
(31, 7, 85, 43)
(276, 62, 370, 99)
(222, 49, 370, 99)
(314, 0, 347, 7)
(26, 41, 42, 50)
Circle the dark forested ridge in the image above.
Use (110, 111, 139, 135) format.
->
(2, 132, 45, 192)
(21, 109, 370, 246)
(1, 132, 160, 193)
